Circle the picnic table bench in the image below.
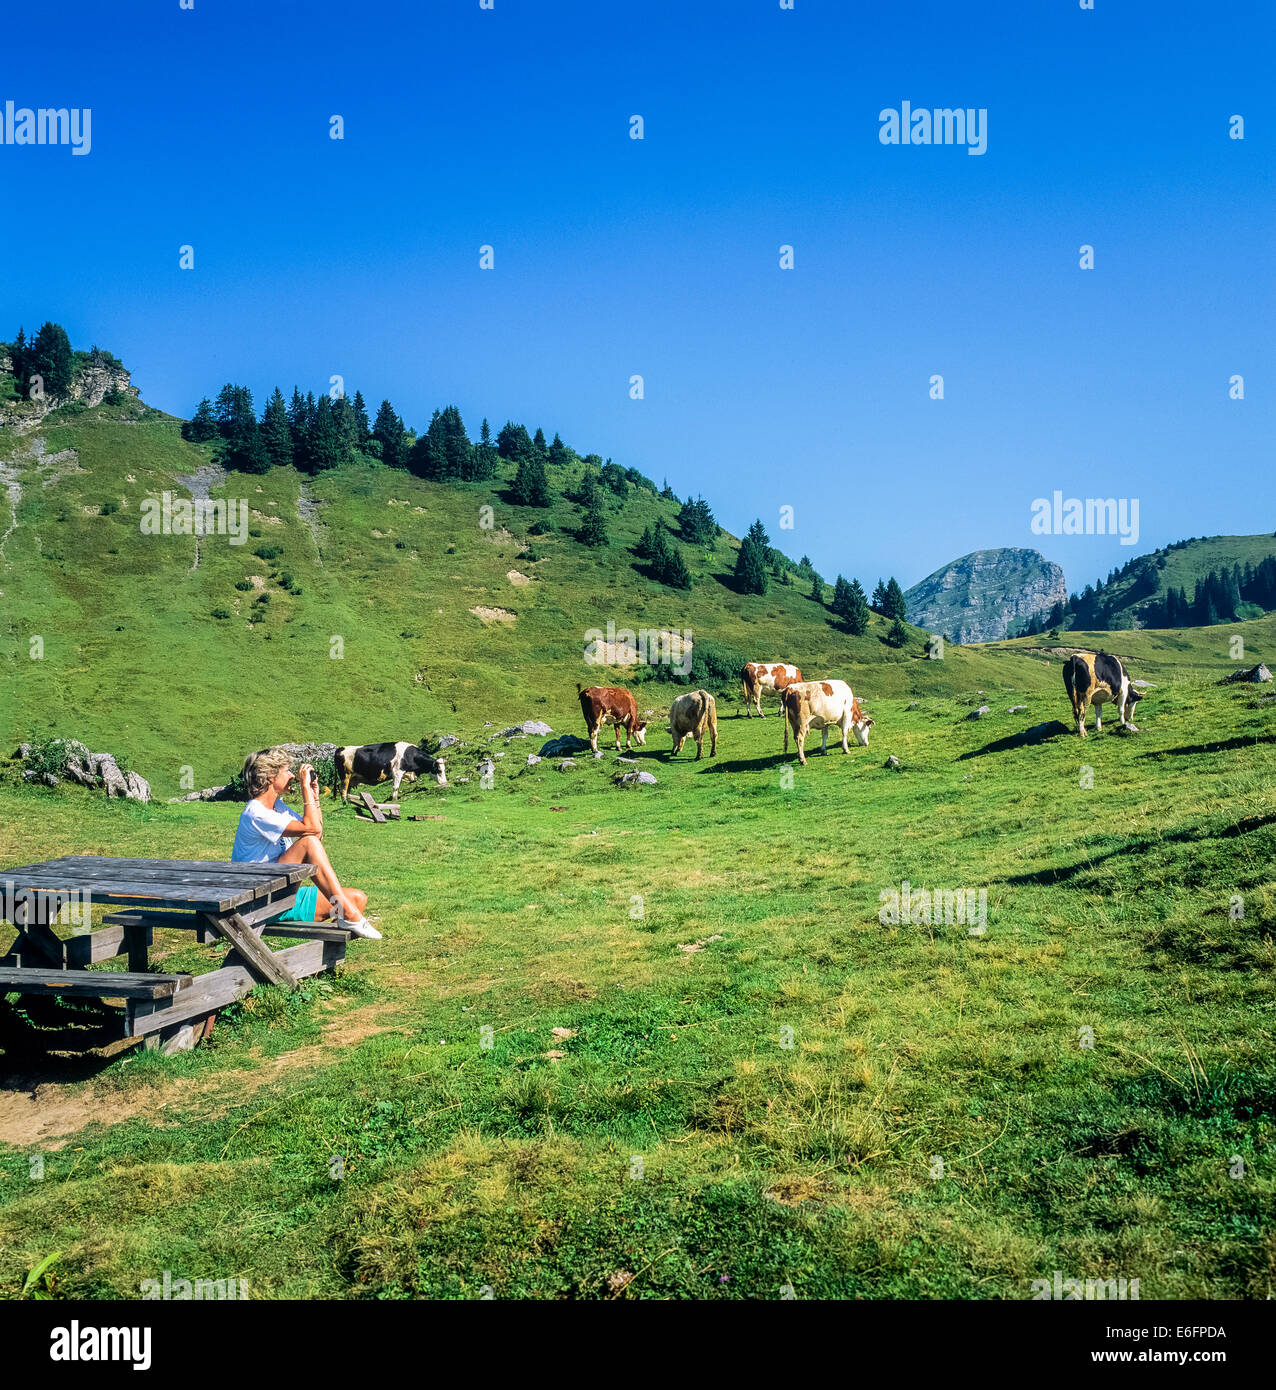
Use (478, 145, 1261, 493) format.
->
(0, 856, 351, 1053)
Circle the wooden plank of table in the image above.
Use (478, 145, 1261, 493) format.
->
(126, 939, 344, 1036)
(358, 791, 387, 823)
(202, 911, 296, 988)
(5, 857, 311, 882)
(1, 877, 262, 912)
(63, 924, 154, 968)
(0, 967, 192, 999)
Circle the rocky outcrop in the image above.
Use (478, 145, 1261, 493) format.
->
(17, 738, 151, 801)
(904, 548, 1067, 644)
(0, 355, 137, 434)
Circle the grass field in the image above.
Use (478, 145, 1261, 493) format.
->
(2, 653, 1273, 1300)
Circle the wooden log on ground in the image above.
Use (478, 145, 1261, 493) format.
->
(358, 791, 386, 823)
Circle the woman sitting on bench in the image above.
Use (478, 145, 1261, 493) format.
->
(232, 748, 380, 940)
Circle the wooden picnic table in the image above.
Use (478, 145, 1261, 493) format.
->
(0, 855, 350, 1053)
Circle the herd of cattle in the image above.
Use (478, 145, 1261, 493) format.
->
(327, 650, 1144, 799)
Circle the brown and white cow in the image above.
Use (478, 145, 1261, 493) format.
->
(780, 679, 873, 765)
(577, 684, 647, 753)
(666, 689, 718, 760)
(740, 662, 803, 717)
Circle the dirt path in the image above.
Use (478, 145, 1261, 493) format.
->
(297, 481, 323, 560)
(172, 463, 228, 571)
(0, 1002, 399, 1150)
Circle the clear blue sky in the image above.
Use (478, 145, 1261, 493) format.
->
(4, 0, 1272, 594)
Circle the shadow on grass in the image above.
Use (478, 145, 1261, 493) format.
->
(957, 720, 1072, 760)
(1139, 733, 1276, 758)
(1001, 813, 1276, 887)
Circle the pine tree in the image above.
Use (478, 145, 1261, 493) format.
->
(308, 395, 342, 472)
(27, 321, 74, 400)
(809, 570, 824, 603)
(832, 574, 852, 619)
(182, 397, 218, 443)
(845, 579, 870, 635)
(532, 426, 548, 458)
(679, 495, 717, 546)
(9, 326, 27, 386)
(260, 388, 293, 468)
(886, 617, 908, 647)
(734, 521, 769, 595)
(351, 390, 371, 444)
(662, 544, 693, 589)
(579, 485, 608, 547)
(497, 421, 534, 462)
(373, 400, 407, 469)
(871, 579, 888, 614)
(480, 418, 492, 447)
(884, 577, 907, 621)
(548, 431, 571, 468)
(512, 453, 551, 506)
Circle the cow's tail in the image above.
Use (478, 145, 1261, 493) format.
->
(1062, 657, 1082, 720)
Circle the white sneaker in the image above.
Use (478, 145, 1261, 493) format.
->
(331, 897, 382, 940)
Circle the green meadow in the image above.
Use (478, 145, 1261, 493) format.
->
(1, 658, 1273, 1299)
(1, 394, 1274, 1299)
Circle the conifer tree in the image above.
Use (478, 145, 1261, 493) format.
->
(27, 321, 73, 400)
(512, 452, 551, 506)
(845, 579, 871, 635)
(260, 388, 293, 468)
(373, 400, 408, 469)
(351, 390, 371, 444)
(182, 397, 218, 443)
(733, 520, 769, 595)
(809, 570, 824, 603)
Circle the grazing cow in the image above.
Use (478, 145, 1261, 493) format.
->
(1063, 651, 1143, 738)
(577, 684, 647, 753)
(666, 689, 718, 760)
(335, 741, 447, 802)
(740, 662, 803, 717)
(780, 679, 873, 765)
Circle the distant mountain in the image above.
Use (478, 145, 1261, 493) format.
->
(904, 548, 1067, 644)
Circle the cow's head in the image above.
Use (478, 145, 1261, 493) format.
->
(851, 701, 874, 746)
(632, 719, 647, 746)
(405, 745, 448, 785)
(1126, 685, 1144, 709)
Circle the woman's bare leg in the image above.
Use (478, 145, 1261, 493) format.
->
(278, 837, 365, 920)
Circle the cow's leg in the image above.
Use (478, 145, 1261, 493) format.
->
(840, 717, 851, 754)
(796, 720, 809, 766)
(820, 727, 829, 755)
(693, 731, 703, 760)
(708, 713, 717, 758)
(1076, 696, 1088, 738)
(588, 723, 600, 754)
(672, 734, 686, 757)
(339, 770, 353, 802)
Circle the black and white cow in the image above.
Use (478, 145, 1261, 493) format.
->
(1063, 651, 1144, 738)
(334, 741, 447, 801)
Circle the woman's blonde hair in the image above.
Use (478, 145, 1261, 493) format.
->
(242, 747, 293, 797)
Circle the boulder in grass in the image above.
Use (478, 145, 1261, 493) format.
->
(1221, 665, 1272, 685)
(885, 755, 901, 770)
(558, 758, 576, 771)
(526, 754, 542, 767)
(498, 719, 555, 739)
(1008, 705, 1028, 714)
(617, 770, 658, 786)
(967, 705, 992, 720)
(124, 770, 151, 803)
(539, 734, 590, 758)
(95, 753, 129, 799)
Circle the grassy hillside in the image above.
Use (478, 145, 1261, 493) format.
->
(1074, 533, 1276, 629)
(1, 666, 1272, 1298)
(2, 397, 1056, 795)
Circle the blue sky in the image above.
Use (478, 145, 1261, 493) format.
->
(3, 0, 1272, 593)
